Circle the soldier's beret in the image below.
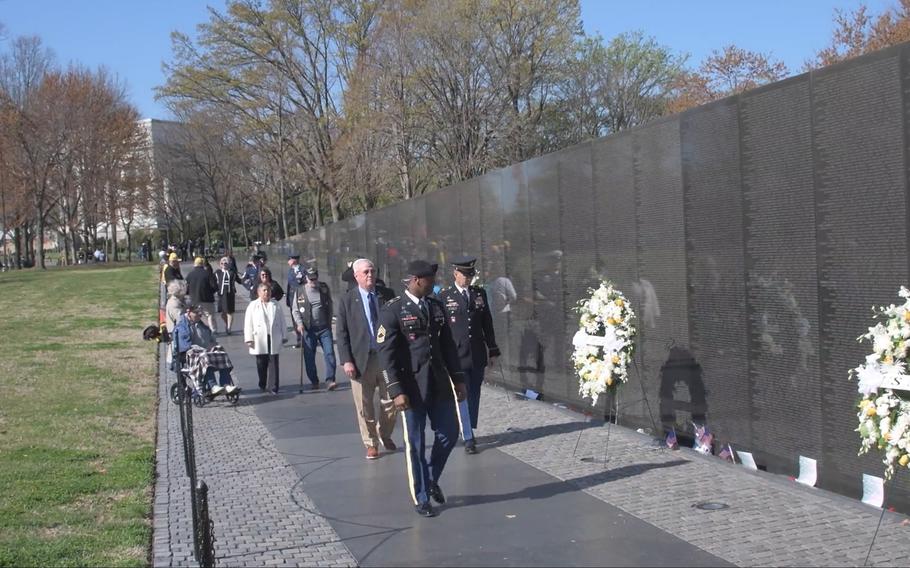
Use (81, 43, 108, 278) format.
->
(406, 260, 438, 278)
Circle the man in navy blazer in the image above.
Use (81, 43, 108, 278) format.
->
(336, 258, 398, 460)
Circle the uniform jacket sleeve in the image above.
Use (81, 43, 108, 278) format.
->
(336, 291, 354, 366)
(377, 303, 404, 399)
(437, 301, 465, 385)
(479, 288, 500, 356)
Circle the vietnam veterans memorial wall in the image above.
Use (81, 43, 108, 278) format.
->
(265, 42, 910, 510)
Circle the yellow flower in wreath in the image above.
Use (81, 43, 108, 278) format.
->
(611, 354, 620, 365)
(606, 377, 614, 386)
(900, 454, 910, 467)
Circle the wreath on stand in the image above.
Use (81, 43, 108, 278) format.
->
(852, 287, 910, 479)
(572, 281, 637, 406)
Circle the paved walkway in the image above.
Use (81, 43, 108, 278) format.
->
(152, 288, 910, 567)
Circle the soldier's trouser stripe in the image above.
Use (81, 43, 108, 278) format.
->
(450, 378, 474, 442)
(400, 410, 425, 505)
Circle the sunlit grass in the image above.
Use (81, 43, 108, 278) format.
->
(0, 265, 159, 567)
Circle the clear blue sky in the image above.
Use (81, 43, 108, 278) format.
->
(0, 0, 894, 120)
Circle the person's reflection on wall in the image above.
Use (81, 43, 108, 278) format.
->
(755, 274, 815, 374)
(517, 250, 564, 395)
(631, 278, 661, 329)
(659, 345, 708, 437)
(484, 258, 515, 376)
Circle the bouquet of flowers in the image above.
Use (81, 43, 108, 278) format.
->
(572, 281, 637, 406)
(852, 287, 910, 479)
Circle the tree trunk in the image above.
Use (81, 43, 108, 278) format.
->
(111, 217, 119, 262)
(13, 227, 22, 269)
(36, 216, 46, 269)
(202, 205, 211, 254)
(25, 224, 34, 267)
(329, 195, 340, 224)
(294, 195, 301, 235)
(257, 203, 265, 243)
(279, 179, 289, 240)
(239, 199, 250, 249)
(312, 189, 323, 228)
(125, 225, 132, 263)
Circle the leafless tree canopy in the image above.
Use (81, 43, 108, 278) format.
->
(3, 2, 909, 268)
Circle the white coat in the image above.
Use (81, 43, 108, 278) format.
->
(243, 298, 287, 355)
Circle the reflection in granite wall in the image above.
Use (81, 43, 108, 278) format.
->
(813, 52, 908, 500)
(740, 77, 823, 478)
(681, 100, 750, 452)
(263, 43, 910, 509)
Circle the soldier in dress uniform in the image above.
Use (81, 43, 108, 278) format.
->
(437, 256, 500, 454)
(377, 260, 467, 518)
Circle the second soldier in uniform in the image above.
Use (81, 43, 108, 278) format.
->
(437, 257, 500, 454)
(377, 260, 466, 517)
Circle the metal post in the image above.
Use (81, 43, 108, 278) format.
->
(195, 480, 216, 567)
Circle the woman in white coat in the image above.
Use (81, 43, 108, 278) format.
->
(244, 282, 287, 393)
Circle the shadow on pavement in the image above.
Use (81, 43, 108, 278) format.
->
(451, 460, 690, 509)
(474, 419, 599, 449)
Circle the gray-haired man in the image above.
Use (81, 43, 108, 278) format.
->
(335, 258, 398, 460)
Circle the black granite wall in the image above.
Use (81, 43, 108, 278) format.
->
(266, 43, 910, 508)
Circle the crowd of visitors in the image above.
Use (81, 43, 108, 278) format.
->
(162, 249, 501, 519)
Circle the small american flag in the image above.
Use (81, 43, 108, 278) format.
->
(693, 424, 713, 455)
(718, 443, 735, 462)
(666, 428, 678, 449)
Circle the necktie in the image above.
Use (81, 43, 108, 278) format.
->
(368, 292, 378, 334)
(462, 288, 469, 307)
(418, 299, 428, 321)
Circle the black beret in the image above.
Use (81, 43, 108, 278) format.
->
(406, 260, 438, 278)
(306, 266, 319, 278)
(288, 254, 300, 260)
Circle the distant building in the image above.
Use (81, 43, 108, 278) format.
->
(136, 118, 200, 242)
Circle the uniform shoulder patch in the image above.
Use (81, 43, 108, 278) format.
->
(376, 324, 386, 343)
(386, 296, 401, 306)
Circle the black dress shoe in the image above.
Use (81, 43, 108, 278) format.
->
(415, 502, 436, 517)
(429, 482, 446, 505)
(465, 440, 478, 455)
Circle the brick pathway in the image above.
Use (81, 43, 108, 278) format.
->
(151, 348, 357, 567)
(476, 385, 910, 567)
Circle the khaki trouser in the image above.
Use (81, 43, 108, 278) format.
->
(351, 352, 397, 448)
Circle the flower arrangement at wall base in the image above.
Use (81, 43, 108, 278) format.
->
(852, 287, 910, 479)
(572, 281, 637, 406)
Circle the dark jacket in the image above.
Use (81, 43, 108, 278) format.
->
(214, 268, 241, 296)
(377, 294, 464, 404)
(261, 280, 284, 302)
(375, 282, 395, 304)
(286, 263, 305, 307)
(241, 263, 259, 295)
(336, 286, 391, 377)
(291, 281, 332, 330)
(437, 285, 500, 370)
(163, 264, 183, 283)
(186, 266, 216, 303)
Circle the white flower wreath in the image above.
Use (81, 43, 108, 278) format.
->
(572, 280, 637, 406)
(852, 286, 910, 479)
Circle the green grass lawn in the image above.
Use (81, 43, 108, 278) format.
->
(0, 265, 159, 567)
